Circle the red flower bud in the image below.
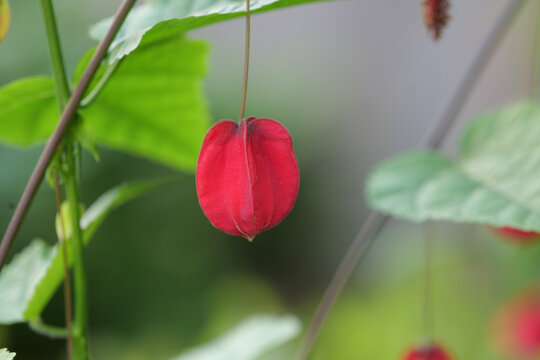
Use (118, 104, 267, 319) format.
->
(489, 226, 540, 245)
(402, 344, 453, 360)
(492, 287, 540, 359)
(422, 0, 450, 41)
(196, 117, 299, 240)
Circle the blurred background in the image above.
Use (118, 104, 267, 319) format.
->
(1, 0, 540, 359)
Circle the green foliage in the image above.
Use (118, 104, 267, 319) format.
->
(366, 101, 540, 230)
(0, 77, 57, 146)
(0, 179, 173, 324)
(171, 314, 301, 360)
(0, 240, 56, 324)
(0, 348, 16, 360)
(75, 30, 211, 172)
(0, 32, 210, 172)
(90, 0, 327, 62)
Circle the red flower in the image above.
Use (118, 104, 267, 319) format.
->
(196, 117, 299, 240)
(493, 287, 540, 359)
(489, 226, 540, 245)
(402, 344, 453, 360)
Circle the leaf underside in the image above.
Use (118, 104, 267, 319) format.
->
(90, 0, 328, 62)
(171, 314, 301, 360)
(366, 101, 540, 232)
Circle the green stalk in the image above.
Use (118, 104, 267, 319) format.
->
(39, 1, 76, 358)
(65, 144, 89, 360)
(39, 0, 70, 108)
(29, 318, 68, 339)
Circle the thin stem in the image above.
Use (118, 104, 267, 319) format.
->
(294, 1, 527, 359)
(39, 0, 70, 108)
(530, 1, 540, 98)
(79, 58, 122, 108)
(0, 0, 137, 272)
(65, 144, 88, 360)
(239, 0, 250, 122)
(29, 318, 68, 339)
(422, 222, 434, 342)
(54, 170, 73, 360)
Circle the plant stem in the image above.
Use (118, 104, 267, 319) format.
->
(294, 1, 527, 359)
(39, 0, 70, 108)
(79, 58, 122, 108)
(239, 0, 250, 122)
(65, 144, 89, 360)
(29, 318, 68, 338)
(0, 0, 137, 272)
(55, 170, 73, 360)
(531, 1, 540, 98)
(422, 223, 434, 342)
(39, 1, 74, 357)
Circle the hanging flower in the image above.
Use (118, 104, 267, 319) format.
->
(402, 343, 453, 360)
(196, 117, 299, 241)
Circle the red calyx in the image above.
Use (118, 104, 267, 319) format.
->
(196, 117, 299, 240)
(489, 226, 540, 245)
(402, 344, 453, 360)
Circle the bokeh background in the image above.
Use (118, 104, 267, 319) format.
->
(1, 0, 540, 359)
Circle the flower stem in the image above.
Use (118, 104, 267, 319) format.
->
(422, 223, 434, 342)
(239, 0, 250, 122)
(65, 144, 89, 360)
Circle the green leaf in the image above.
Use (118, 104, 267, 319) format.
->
(459, 101, 540, 213)
(90, 0, 327, 62)
(0, 348, 16, 360)
(366, 101, 540, 231)
(0, 179, 173, 324)
(171, 314, 301, 360)
(76, 31, 210, 172)
(80, 178, 177, 241)
(0, 77, 58, 147)
(0, 240, 57, 324)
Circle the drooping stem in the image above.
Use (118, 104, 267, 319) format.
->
(54, 170, 73, 360)
(530, 1, 540, 98)
(294, 1, 527, 359)
(0, 0, 137, 272)
(239, 0, 251, 122)
(39, 0, 70, 108)
(422, 223, 434, 342)
(64, 144, 89, 360)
